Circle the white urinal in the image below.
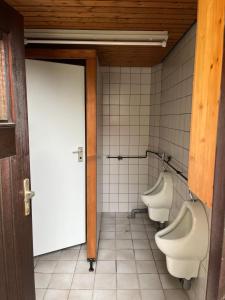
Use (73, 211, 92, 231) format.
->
(155, 200, 208, 280)
(141, 171, 173, 223)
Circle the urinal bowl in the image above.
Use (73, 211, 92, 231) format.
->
(155, 200, 208, 280)
(166, 257, 200, 280)
(141, 171, 173, 223)
(148, 207, 170, 223)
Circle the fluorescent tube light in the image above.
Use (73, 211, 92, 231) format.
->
(24, 29, 168, 47)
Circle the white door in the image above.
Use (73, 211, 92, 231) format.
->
(26, 59, 86, 256)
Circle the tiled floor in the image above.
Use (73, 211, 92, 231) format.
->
(34, 213, 189, 300)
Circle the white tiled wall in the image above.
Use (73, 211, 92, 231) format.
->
(98, 24, 211, 300)
(159, 25, 195, 220)
(101, 66, 152, 213)
(148, 64, 162, 187)
(149, 25, 211, 300)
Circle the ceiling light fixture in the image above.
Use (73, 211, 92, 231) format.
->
(24, 29, 168, 47)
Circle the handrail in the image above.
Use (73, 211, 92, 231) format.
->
(107, 149, 188, 182)
(106, 150, 161, 160)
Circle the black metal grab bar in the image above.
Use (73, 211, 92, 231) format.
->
(106, 150, 161, 160)
(107, 150, 188, 181)
(165, 160, 188, 181)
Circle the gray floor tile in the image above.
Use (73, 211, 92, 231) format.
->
(98, 249, 116, 260)
(44, 289, 69, 300)
(116, 249, 135, 260)
(60, 249, 79, 261)
(96, 261, 116, 273)
(116, 212, 128, 218)
(159, 274, 182, 289)
(99, 239, 116, 249)
(145, 225, 157, 233)
(134, 249, 153, 260)
(68, 289, 93, 300)
(102, 218, 116, 225)
(152, 249, 165, 260)
(136, 260, 157, 273)
(133, 240, 150, 250)
(71, 274, 95, 290)
(117, 289, 141, 300)
(117, 260, 137, 273)
(141, 290, 165, 300)
(130, 219, 144, 225)
(35, 273, 52, 289)
(94, 274, 117, 290)
(130, 224, 146, 232)
(48, 274, 73, 290)
(138, 274, 162, 290)
(35, 260, 58, 273)
(117, 274, 139, 289)
(101, 224, 116, 232)
(116, 218, 130, 225)
(93, 290, 117, 300)
(116, 232, 132, 240)
(116, 239, 133, 249)
(155, 260, 168, 274)
(39, 251, 61, 261)
(34, 257, 39, 267)
(33, 213, 192, 300)
(75, 261, 94, 273)
(149, 239, 158, 249)
(116, 224, 131, 232)
(54, 260, 76, 274)
(35, 289, 46, 300)
(103, 212, 116, 218)
(78, 250, 87, 260)
(132, 231, 148, 240)
(164, 289, 189, 300)
(100, 231, 116, 239)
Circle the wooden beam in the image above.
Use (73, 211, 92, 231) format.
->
(25, 48, 96, 60)
(86, 58, 97, 260)
(7, 0, 197, 9)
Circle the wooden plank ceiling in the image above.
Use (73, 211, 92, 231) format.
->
(6, 0, 197, 66)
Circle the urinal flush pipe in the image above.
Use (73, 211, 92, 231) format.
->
(161, 152, 171, 171)
(181, 278, 192, 290)
(189, 191, 198, 202)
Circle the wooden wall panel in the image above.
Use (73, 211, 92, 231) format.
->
(188, 0, 225, 207)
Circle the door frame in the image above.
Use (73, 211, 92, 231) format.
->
(25, 48, 97, 262)
(206, 42, 225, 300)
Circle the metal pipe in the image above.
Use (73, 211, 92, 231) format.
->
(107, 150, 188, 182)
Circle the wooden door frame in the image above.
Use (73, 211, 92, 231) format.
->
(206, 42, 225, 300)
(25, 48, 97, 263)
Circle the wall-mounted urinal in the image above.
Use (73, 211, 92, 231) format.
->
(155, 200, 208, 280)
(141, 171, 173, 223)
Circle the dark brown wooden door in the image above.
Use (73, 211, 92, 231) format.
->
(0, 1, 35, 300)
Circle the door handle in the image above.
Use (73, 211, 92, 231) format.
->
(24, 178, 35, 216)
(72, 147, 83, 162)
